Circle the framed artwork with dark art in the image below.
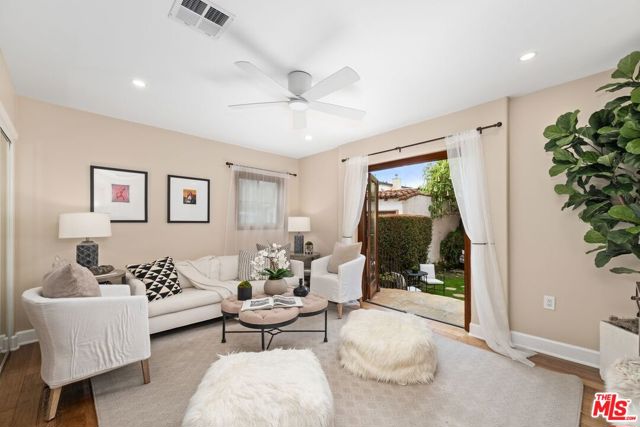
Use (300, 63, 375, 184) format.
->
(91, 166, 148, 222)
(167, 175, 210, 223)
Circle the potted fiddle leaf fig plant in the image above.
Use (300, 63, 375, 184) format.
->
(543, 51, 640, 360)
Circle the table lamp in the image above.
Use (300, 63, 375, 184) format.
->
(59, 212, 112, 268)
(288, 216, 311, 254)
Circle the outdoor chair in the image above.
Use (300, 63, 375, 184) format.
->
(419, 263, 445, 295)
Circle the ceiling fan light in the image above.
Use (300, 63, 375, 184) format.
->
(289, 99, 308, 111)
(305, 134, 313, 141)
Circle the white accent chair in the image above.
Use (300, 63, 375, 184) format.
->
(310, 254, 366, 318)
(419, 263, 445, 294)
(22, 285, 151, 421)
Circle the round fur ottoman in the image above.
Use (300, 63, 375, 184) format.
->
(339, 309, 437, 385)
(606, 357, 640, 426)
(182, 349, 333, 427)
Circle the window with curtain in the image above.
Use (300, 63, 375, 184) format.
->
(225, 165, 289, 254)
(236, 172, 284, 230)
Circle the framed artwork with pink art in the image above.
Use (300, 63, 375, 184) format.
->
(91, 165, 148, 222)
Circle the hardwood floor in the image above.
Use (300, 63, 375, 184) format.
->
(1, 309, 605, 427)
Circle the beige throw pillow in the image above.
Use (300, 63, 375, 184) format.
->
(327, 242, 362, 274)
(42, 263, 101, 298)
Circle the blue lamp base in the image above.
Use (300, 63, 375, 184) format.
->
(294, 233, 304, 254)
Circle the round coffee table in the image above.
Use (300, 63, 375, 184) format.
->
(221, 289, 329, 350)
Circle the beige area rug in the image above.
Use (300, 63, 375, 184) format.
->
(92, 308, 582, 427)
(371, 287, 464, 327)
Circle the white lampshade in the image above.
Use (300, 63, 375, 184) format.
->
(59, 212, 112, 239)
(288, 216, 311, 233)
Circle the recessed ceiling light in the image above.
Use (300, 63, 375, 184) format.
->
(132, 79, 146, 88)
(305, 135, 313, 141)
(519, 52, 536, 62)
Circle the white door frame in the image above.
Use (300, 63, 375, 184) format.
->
(0, 101, 17, 353)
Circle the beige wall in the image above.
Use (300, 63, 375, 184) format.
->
(13, 97, 299, 331)
(509, 71, 638, 349)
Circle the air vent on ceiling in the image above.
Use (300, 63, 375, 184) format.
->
(169, 0, 234, 39)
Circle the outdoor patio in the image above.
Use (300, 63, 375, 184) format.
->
(370, 287, 464, 327)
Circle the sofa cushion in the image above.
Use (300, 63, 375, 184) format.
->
(218, 256, 238, 281)
(327, 243, 362, 274)
(127, 256, 182, 302)
(42, 263, 101, 298)
(238, 250, 259, 281)
(148, 288, 222, 318)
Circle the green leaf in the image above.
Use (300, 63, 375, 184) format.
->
(543, 125, 567, 140)
(597, 152, 618, 166)
(597, 126, 619, 135)
(605, 96, 631, 110)
(626, 138, 640, 154)
(607, 229, 636, 244)
(597, 82, 623, 92)
(608, 205, 640, 224)
(584, 229, 606, 243)
(553, 148, 576, 163)
(620, 121, 640, 139)
(612, 51, 640, 79)
(580, 201, 610, 222)
(625, 225, 640, 234)
(543, 140, 557, 151)
(594, 250, 612, 267)
(554, 184, 576, 195)
(631, 87, 640, 104)
(580, 151, 599, 163)
(557, 111, 579, 133)
(555, 135, 575, 147)
(549, 163, 571, 177)
(610, 267, 640, 274)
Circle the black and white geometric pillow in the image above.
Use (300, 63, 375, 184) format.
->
(126, 256, 182, 302)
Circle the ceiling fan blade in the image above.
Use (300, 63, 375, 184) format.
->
(292, 111, 307, 129)
(309, 101, 366, 120)
(235, 61, 295, 99)
(301, 66, 360, 101)
(228, 101, 289, 109)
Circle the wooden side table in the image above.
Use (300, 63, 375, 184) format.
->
(290, 252, 321, 285)
(94, 269, 126, 284)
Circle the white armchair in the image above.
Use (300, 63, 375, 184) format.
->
(22, 285, 151, 420)
(310, 254, 366, 318)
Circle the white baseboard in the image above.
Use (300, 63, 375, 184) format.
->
(6, 329, 38, 351)
(469, 323, 599, 368)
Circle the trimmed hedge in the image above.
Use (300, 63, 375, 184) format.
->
(440, 226, 464, 269)
(378, 215, 432, 274)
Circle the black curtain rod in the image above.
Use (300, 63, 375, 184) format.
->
(225, 162, 297, 177)
(340, 121, 503, 163)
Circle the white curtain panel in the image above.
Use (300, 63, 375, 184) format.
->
(224, 165, 289, 255)
(445, 130, 534, 367)
(341, 156, 369, 244)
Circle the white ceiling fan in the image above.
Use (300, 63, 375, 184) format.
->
(229, 61, 365, 130)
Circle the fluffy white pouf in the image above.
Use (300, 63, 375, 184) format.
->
(606, 357, 640, 426)
(182, 349, 334, 427)
(339, 309, 437, 385)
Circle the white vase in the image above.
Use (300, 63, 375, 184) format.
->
(264, 279, 287, 296)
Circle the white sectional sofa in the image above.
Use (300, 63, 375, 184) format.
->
(126, 255, 304, 334)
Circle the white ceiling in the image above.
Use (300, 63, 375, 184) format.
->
(1, 0, 639, 158)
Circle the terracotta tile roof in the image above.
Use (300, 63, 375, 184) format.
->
(378, 188, 427, 201)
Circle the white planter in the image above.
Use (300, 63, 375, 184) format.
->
(600, 320, 639, 380)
